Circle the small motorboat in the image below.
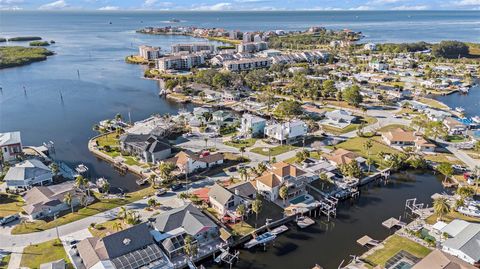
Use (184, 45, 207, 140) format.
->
(455, 107, 465, 113)
(244, 232, 276, 249)
(472, 116, 480, 124)
(270, 225, 289, 235)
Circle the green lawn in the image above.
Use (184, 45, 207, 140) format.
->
(89, 218, 129, 238)
(364, 235, 431, 267)
(425, 211, 480, 225)
(321, 116, 377, 135)
(96, 133, 119, 148)
(20, 239, 73, 269)
(229, 221, 255, 236)
(446, 135, 467, 143)
(0, 254, 10, 269)
(417, 97, 448, 110)
(378, 124, 413, 132)
(423, 153, 464, 166)
(333, 136, 399, 168)
(12, 187, 155, 234)
(250, 145, 297, 156)
(224, 138, 257, 148)
(0, 194, 24, 217)
(124, 156, 140, 166)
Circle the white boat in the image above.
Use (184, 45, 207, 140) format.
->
(458, 206, 480, 217)
(270, 225, 289, 235)
(96, 177, 108, 188)
(244, 232, 276, 249)
(459, 87, 469, 93)
(455, 107, 465, 113)
(472, 116, 480, 123)
(296, 216, 315, 228)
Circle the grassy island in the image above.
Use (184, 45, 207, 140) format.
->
(7, 36, 42, 42)
(29, 40, 50, 46)
(0, 46, 53, 69)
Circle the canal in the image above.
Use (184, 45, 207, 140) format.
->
(207, 170, 446, 269)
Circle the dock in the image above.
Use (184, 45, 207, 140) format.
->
(382, 217, 406, 229)
(356, 235, 379, 247)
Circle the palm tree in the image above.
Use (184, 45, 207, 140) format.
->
(184, 235, 198, 260)
(125, 210, 139, 225)
(437, 163, 453, 182)
(239, 167, 248, 181)
(158, 162, 176, 182)
(112, 221, 122, 232)
(148, 174, 157, 188)
(115, 113, 122, 122)
(80, 194, 88, 208)
(117, 206, 128, 220)
(64, 192, 74, 213)
(252, 199, 262, 228)
(147, 198, 157, 208)
(257, 162, 267, 174)
(239, 146, 246, 159)
(363, 139, 373, 172)
(236, 204, 246, 222)
(50, 163, 59, 177)
(75, 175, 87, 193)
(433, 197, 450, 221)
(279, 185, 288, 206)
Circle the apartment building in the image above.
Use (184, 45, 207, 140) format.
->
(156, 54, 205, 71)
(138, 45, 161, 60)
(223, 57, 271, 71)
(171, 43, 215, 53)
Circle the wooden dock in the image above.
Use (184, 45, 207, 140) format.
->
(356, 235, 379, 247)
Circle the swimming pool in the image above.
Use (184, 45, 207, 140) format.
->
(289, 194, 314, 205)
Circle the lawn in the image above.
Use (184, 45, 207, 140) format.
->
(95, 133, 119, 148)
(425, 211, 480, 225)
(224, 138, 257, 149)
(0, 254, 10, 269)
(250, 144, 297, 156)
(334, 136, 400, 168)
(364, 235, 431, 267)
(125, 55, 148, 64)
(229, 221, 255, 236)
(89, 218, 129, 238)
(417, 97, 448, 110)
(124, 156, 140, 166)
(321, 116, 377, 135)
(377, 124, 413, 133)
(0, 193, 24, 217)
(11, 187, 155, 234)
(445, 135, 467, 143)
(423, 153, 464, 165)
(20, 239, 73, 269)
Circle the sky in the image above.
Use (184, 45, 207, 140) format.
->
(0, 0, 479, 11)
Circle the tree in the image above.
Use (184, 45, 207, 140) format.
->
(239, 146, 246, 158)
(273, 100, 302, 120)
(257, 162, 267, 175)
(158, 162, 176, 182)
(75, 175, 87, 191)
(50, 163, 59, 177)
(184, 235, 198, 260)
(432, 41, 469, 59)
(148, 174, 157, 188)
(115, 113, 122, 121)
(437, 163, 453, 182)
(339, 162, 363, 178)
(147, 198, 157, 208)
(412, 114, 428, 132)
(80, 194, 88, 207)
(425, 121, 447, 140)
(112, 221, 122, 232)
(322, 79, 336, 98)
(125, 210, 139, 225)
(252, 199, 262, 228)
(295, 150, 310, 164)
(102, 181, 110, 194)
(343, 85, 363, 107)
(257, 90, 276, 117)
(63, 192, 74, 213)
(279, 185, 288, 206)
(239, 167, 248, 181)
(117, 206, 128, 220)
(236, 204, 246, 221)
(177, 192, 189, 200)
(433, 197, 450, 220)
(363, 139, 373, 172)
(456, 186, 475, 200)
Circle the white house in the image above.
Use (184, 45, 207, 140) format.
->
(369, 60, 389, 71)
(240, 114, 266, 137)
(442, 221, 480, 265)
(264, 120, 307, 143)
(324, 109, 356, 124)
(4, 159, 53, 189)
(0, 131, 22, 162)
(165, 151, 224, 174)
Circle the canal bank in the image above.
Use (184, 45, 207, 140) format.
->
(205, 170, 446, 269)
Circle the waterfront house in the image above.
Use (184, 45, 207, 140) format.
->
(381, 128, 435, 152)
(227, 181, 257, 200)
(23, 181, 86, 219)
(208, 183, 251, 221)
(443, 117, 468, 135)
(150, 203, 220, 259)
(138, 45, 162, 60)
(424, 108, 452, 122)
(4, 159, 53, 190)
(77, 223, 171, 269)
(323, 149, 366, 167)
(240, 113, 266, 137)
(412, 249, 477, 269)
(119, 134, 171, 164)
(264, 120, 308, 143)
(441, 221, 480, 265)
(254, 162, 310, 202)
(0, 131, 22, 162)
(164, 151, 223, 174)
(125, 115, 172, 137)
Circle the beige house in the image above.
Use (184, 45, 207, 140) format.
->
(382, 128, 435, 152)
(255, 162, 307, 202)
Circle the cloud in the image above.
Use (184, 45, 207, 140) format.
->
(98, 5, 119, 10)
(38, 0, 67, 10)
(143, 0, 157, 7)
(368, 0, 405, 4)
(234, 0, 271, 3)
(452, 0, 480, 5)
(391, 4, 428, 9)
(349, 5, 373, 10)
(0, 0, 23, 4)
(192, 2, 233, 10)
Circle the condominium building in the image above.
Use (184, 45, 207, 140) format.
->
(138, 45, 161, 60)
(236, 41, 268, 53)
(156, 54, 205, 71)
(223, 57, 271, 71)
(171, 43, 215, 53)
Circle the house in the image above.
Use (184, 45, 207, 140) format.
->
(236, 41, 268, 53)
(254, 162, 310, 202)
(424, 108, 451, 122)
(412, 249, 477, 269)
(22, 181, 86, 219)
(324, 149, 366, 167)
(264, 120, 308, 143)
(369, 60, 389, 71)
(212, 110, 233, 123)
(150, 203, 219, 258)
(443, 117, 468, 135)
(171, 43, 215, 53)
(227, 181, 257, 199)
(77, 223, 171, 269)
(364, 43, 377, 51)
(240, 113, 266, 137)
(0, 131, 22, 162)
(208, 183, 250, 219)
(222, 89, 240, 102)
(4, 159, 53, 189)
(165, 151, 223, 174)
(442, 221, 480, 265)
(382, 128, 436, 152)
(119, 134, 171, 164)
(324, 110, 356, 124)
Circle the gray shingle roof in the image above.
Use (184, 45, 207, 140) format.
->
(208, 183, 234, 206)
(4, 159, 51, 182)
(0, 131, 21, 146)
(444, 223, 480, 262)
(151, 204, 216, 236)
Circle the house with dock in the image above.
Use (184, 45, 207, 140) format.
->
(324, 149, 366, 167)
(119, 134, 172, 164)
(381, 128, 436, 152)
(164, 151, 224, 174)
(208, 183, 251, 222)
(441, 220, 480, 266)
(4, 159, 53, 190)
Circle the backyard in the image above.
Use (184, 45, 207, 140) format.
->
(364, 235, 431, 267)
(20, 239, 73, 269)
(333, 136, 399, 168)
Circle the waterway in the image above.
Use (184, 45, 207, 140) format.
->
(434, 84, 480, 118)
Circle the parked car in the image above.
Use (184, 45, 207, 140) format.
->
(0, 214, 19, 226)
(170, 184, 183, 191)
(155, 188, 167, 196)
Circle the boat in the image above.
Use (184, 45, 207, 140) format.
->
(455, 107, 465, 113)
(270, 225, 289, 235)
(244, 232, 276, 249)
(169, 18, 180, 23)
(296, 216, 315, 228)
(136, 177, 148, 185)
(75, 164, 89, 176)
(159, 89, 167, 96)
(458, 206, 480, 217)
(459, 87, 469, 94)
(472, 116, 480, 124)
